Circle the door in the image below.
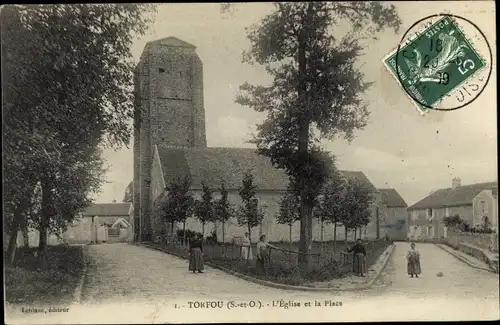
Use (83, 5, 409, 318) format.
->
(427, 226, 434, 239)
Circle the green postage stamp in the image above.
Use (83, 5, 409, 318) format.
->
(383, 15, 488, 113)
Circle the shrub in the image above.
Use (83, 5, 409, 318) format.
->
(443, 214, 467, 230)
(206, 229, 218, 244)
(176, 229, 202, 242)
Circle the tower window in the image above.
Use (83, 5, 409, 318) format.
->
(158, 68, 165, 73)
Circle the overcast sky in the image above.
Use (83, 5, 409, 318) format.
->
(97, 1, 497, 206)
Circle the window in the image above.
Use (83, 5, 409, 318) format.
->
(158, 68, 165, 73)
(427, 208, 433, 217)
(445, 207, 450, 217)
(481, 200, 488, 214)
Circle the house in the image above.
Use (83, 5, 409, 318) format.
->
(378, 188, 408, 240)
(149, 145, 384, 243)
(63, 202, 133, 244)
(13, 202, 133, 247)
(407, 178, 498, 240)
(472, 187, 498, 232)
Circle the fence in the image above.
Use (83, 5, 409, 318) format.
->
(162, 235, 392, 273)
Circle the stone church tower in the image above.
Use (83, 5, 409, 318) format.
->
(133, 37, 206, 241)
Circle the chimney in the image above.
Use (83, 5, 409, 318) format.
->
(452, 177, 461, 189)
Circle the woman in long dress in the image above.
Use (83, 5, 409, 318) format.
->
(241, 232, 253, 261)
(406, 242, 421, 278)
(189, 234, 204, 273)
(348, 239, 367, 277)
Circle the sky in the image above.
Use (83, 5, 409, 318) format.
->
(97, 1, 497, 206)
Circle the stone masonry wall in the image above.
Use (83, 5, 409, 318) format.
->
(135, 40, 207, 241)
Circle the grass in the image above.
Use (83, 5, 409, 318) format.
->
(4, 244, 85, 306)
(148, 239, 392, 286)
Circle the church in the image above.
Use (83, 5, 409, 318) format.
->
(132, 37, 408, 244)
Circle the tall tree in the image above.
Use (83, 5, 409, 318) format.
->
(237, 171, 264, 241)
(214, 181, 234, 246)
(234, 2, 400, 266)
(2, 4, 155, 266)
(276, 186, 300, 243)
(194, 181, 215, 238)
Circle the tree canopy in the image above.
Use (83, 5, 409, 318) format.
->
(2, 4, 155, 264)
(233, 2, 400, 264)
(237, 171, 264, 237)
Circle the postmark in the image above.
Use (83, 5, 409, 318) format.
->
(383, 14, 492, 114)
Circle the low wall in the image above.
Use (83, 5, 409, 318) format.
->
(457, 242, 490, 264)
(447, 229, 498, 252)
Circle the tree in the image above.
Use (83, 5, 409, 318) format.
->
(341, 178, 373, 243)
(158, 176, 195, 241)
(237, 171, 264, 242)
(214, 181, 234, 247)
(317, 168, 346, 254)
(194, 181, 215, 239)
(276, 186, 300, 243)
(233, 2, 400, 266)
(2, 4, 155, 266)
(123, 182, 133, 203)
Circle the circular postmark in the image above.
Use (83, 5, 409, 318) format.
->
(393, 13, 492, 112)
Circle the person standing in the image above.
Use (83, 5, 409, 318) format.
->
(189, 233, 204, 273)
(406, 242, 421, 278)
(241, 232, 253, 261)
(348, 239, 367, 277)
(256, 235, 276, 274)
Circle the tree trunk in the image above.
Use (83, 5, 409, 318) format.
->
(376, 207, 380, 239)
(289, 223, 292, 243)
(39, 178, 52, 269)
(333, 222, 337, 257)
(354, 228, 357, 241)
(320, 218, 324, 256)
(248, 225, 252, 261)
(183, 221, 186, 246)
(222, 221, 226, 258)
(22, 227, 29, 248)
(6, 217, 20, 265)
(296, 12, 313, 268)
(202, 222, 205, 240)
(344, 226, 348, 245)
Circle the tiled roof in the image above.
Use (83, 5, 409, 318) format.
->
(340, 171, 379, 193)
(379, 188, 408, 208)
(156, 147, 378, 192)
(81, 203, 131, 216)
(408, 181, 498, 210)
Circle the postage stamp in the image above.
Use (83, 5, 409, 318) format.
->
(383, 15, 490, 113)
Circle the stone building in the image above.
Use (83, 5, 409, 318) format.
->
(378, 188, 408, 240)
(132, 36, 390, 243)
(407, 178, 498, 240)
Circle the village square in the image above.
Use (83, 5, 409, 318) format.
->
(3, 2, 499, 323)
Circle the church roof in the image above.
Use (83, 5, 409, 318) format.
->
(147, 36, 196, 48)
(157, 147, 288, 191)
(156, 146, 379, 193)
